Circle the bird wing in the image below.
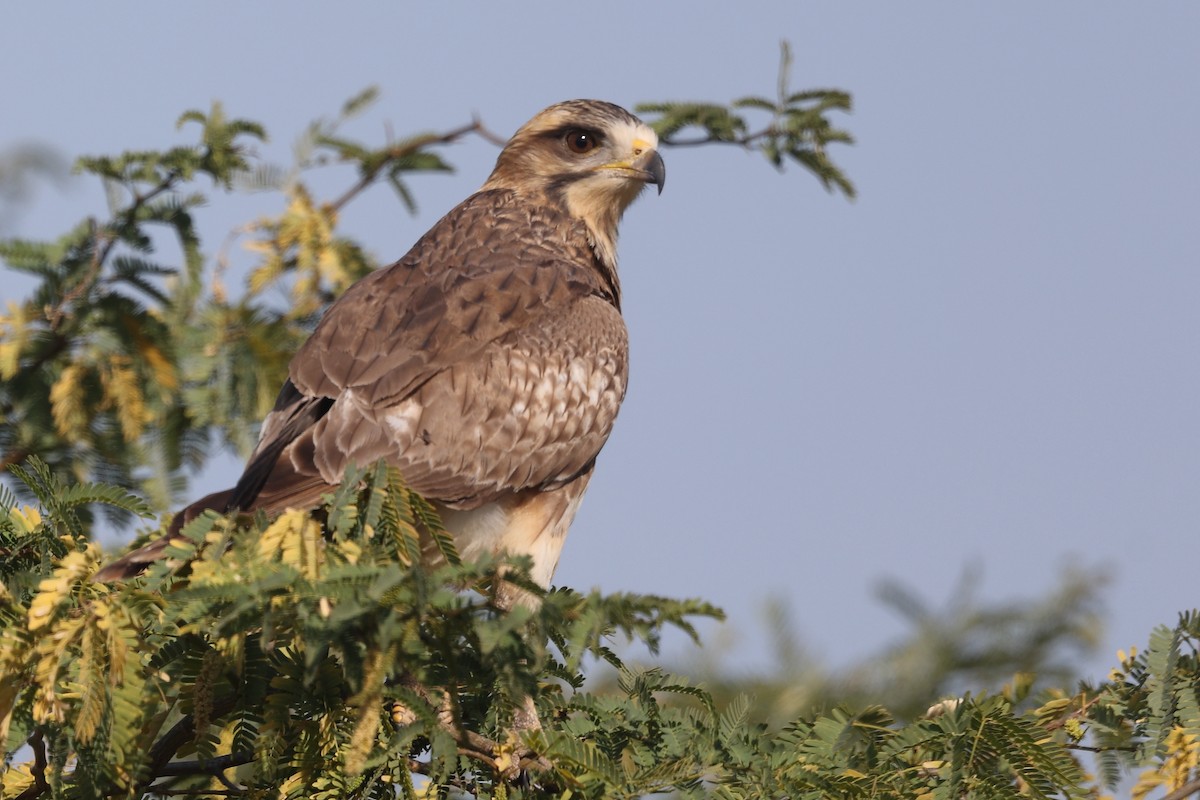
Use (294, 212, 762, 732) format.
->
(230, 188, 627, 514)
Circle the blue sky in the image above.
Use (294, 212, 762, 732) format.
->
(3, 2, 1199, 681)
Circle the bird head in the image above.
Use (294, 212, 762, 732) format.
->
(482, 100, 665, 268)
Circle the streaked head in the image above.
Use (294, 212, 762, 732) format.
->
(483, 100, 665, 266)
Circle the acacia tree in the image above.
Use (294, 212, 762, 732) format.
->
(2, 48, 1200, 800)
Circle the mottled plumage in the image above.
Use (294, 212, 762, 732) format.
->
(95, 100, 664, 586)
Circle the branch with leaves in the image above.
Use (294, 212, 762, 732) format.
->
(4, 460, 1200, 798)
(638, 42, 856, 198)
(0, 460, 725, 799)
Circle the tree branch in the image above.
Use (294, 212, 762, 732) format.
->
(328, 118, 500, 214)
(659, 126, 781, 149)
(154, 751, 255, 777)
(1162, 778, 1200, 800)
(136, 790, 245, 797)
(46, 169, 181, 333)
(1063, 743, 1137, 753)
(93, 169, 180, 269)
(138, 693, 239, 794)
(13, 731, 49, 800)
(396, 679, 550, 779)
(0, 447, 31, 473)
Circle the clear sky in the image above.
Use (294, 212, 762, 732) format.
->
(3, 2, 1199, 681)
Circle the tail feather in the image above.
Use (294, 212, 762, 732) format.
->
(92, 488, 235, 583)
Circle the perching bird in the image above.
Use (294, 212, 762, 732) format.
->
(95, 99, 665, 586)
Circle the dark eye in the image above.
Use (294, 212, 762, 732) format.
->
(565, 129, 599, 154)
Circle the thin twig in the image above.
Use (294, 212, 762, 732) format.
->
(137, 790, 244, 797)
(661, 125, 792, 149)
(1063, 743, 1138, 753)
(45, 169, 181, 333)
(470, 114, 508, 147)
(328, 119, 493, 214)
(45, 218, 100, 332)
(93, 171, 180, 269)
(154, 751, 255, 777)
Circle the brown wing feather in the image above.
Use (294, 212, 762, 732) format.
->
(239, 187, 626, 511)
(291, 189, 614, 405)
(284, 294, 627, 508)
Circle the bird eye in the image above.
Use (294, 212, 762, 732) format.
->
(565, 129, 599, 154)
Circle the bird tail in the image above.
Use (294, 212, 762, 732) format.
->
(92, 488, 235, 582)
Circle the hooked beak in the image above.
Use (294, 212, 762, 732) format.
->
(631, 148, 666, 195)
(600, 146, 666, 195)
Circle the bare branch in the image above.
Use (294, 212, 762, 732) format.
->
(1162, 778, 1200, 800)
(137, 790, 245, 797)
(659, 126, 781, 149)
(0, 447, 31, 473)
(1063, 743, 1138, 753)
(139, 694, 239, 795)
(154, 751, 255, 777)
(469, 113, 508, 148)
(14, 731, 49, 800)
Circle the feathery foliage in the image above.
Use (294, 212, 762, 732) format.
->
(2, 464, 1200, 798)
(638, 42, 856, 199)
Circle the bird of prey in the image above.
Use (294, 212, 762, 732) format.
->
(95, 99, 665, 587)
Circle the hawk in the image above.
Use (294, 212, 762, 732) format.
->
(95, 99, 665, 587)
